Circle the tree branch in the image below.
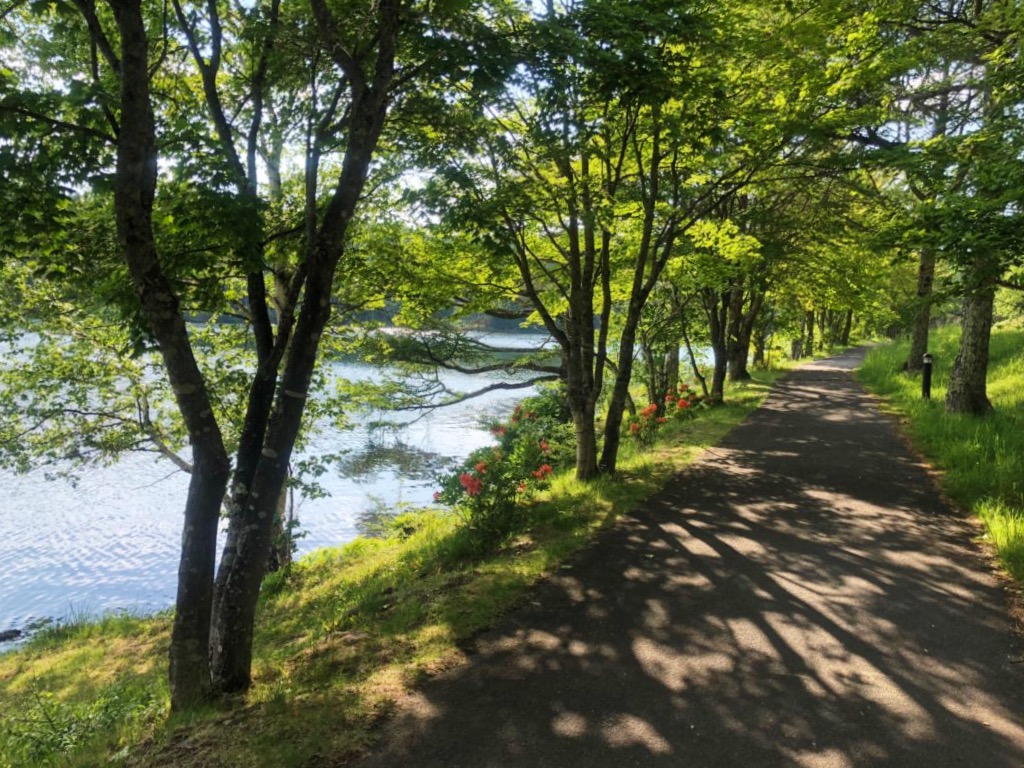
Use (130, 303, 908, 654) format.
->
(0, 104, 116, 144)
(391, 376, 559, 411)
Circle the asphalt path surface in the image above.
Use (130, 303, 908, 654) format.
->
(353, 348, 1024, 767)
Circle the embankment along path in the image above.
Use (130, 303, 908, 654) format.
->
(353, 348, 1024, 768)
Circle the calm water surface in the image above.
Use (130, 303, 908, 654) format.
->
(0, 334, 546, 635)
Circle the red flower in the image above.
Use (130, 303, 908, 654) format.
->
(656, 417, 667, 424)
(630, 422, 641, 434)
(641, 403, 658, 418)
(679, 383, 689, 391)
(459, 472, 483, 497)
(539, 439, 550, 454)
(677, 398, 690, 409)
(665, 393, 677, 404)
(433, 491, 442, 502)
(491, 425, 507, 437)
(532, 463, 553, 479)
(475, 461, 488, 474)
(517, 481, 527, 493)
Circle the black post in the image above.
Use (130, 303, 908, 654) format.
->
(922, 352, 933, 399)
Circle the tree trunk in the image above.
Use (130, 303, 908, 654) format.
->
(728, 290, 762, 382)
(266, 482, 292, 573)
(680, 313, 709, 398)
(573, 403, 599, 480)
(109, 0, 232, 710)
(209, 10, 400, 692)
(906, 250, 937, 372)
(840, 308, 853, 347)
(704, 290, 729, 403)
(665, 343, 679, 396)
(945, 282, 995, 415)
(211, 243, 339, 693)
(803, 310, 815, 357)
(600, 314, 642, 473)
(725, 283, 750, 382)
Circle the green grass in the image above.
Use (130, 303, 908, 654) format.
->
(0, 372, 780, 768)
(857, 324, 1024, 584)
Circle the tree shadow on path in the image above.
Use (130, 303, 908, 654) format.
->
(353, 349, 1024, 768)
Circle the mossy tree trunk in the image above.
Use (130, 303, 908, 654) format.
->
(945, 280, 996, 416)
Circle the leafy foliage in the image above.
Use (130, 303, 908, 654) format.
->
(434, 387, 574, 542)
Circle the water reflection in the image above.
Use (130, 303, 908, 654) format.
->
(336, 438, 446, 483)
(0, 337, 541, 637)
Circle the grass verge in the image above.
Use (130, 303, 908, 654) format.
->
(856, 324, 1024, 585)
(0, 372, 781, 768)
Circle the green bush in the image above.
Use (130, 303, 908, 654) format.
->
(0, 681, 161, 767)
(434, 387, 573, 542)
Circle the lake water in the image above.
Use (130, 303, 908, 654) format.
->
(0, 333, 549, 638)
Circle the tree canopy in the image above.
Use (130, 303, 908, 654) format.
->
(1, 0, 1021, 713)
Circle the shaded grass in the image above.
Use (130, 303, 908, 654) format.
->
(0, 372, 780, 768)
(857, 325, 1024, 585)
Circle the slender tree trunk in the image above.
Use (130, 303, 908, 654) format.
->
(266, 481, 292, 573)
(906, 250, 937, 372)
(563, 318, 599, 480)
(728, 291, 762, 381)
(211, 242, 339, 692)
(665, 343, 679, 395)
(110, 0, 231, 710)
(209, 16, 399, 690)
(573, 402, 599, 480)
(599, 311, 641, 473)
(945, 282, 996, 415)
(640, 336, 658, 409)
(803, 310, 815, 357)
(710, 341, 727, 402)
(704, 290, 729, 403)
(840, 308, 853, 346)
(680, 314, 709, 398)
(725, 283, 750, 382)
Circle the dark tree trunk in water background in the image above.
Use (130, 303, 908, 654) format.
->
(108, 0, 232, 710)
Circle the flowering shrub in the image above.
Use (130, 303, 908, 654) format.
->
(626, 383, 705, 447)
(434, 387, 573, 542)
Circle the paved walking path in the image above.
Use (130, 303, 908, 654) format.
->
(354, 349, 1024, 767)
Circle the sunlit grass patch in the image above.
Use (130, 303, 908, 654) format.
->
(978, 500, 1024, 584)
(858, 326, 1024, 586)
